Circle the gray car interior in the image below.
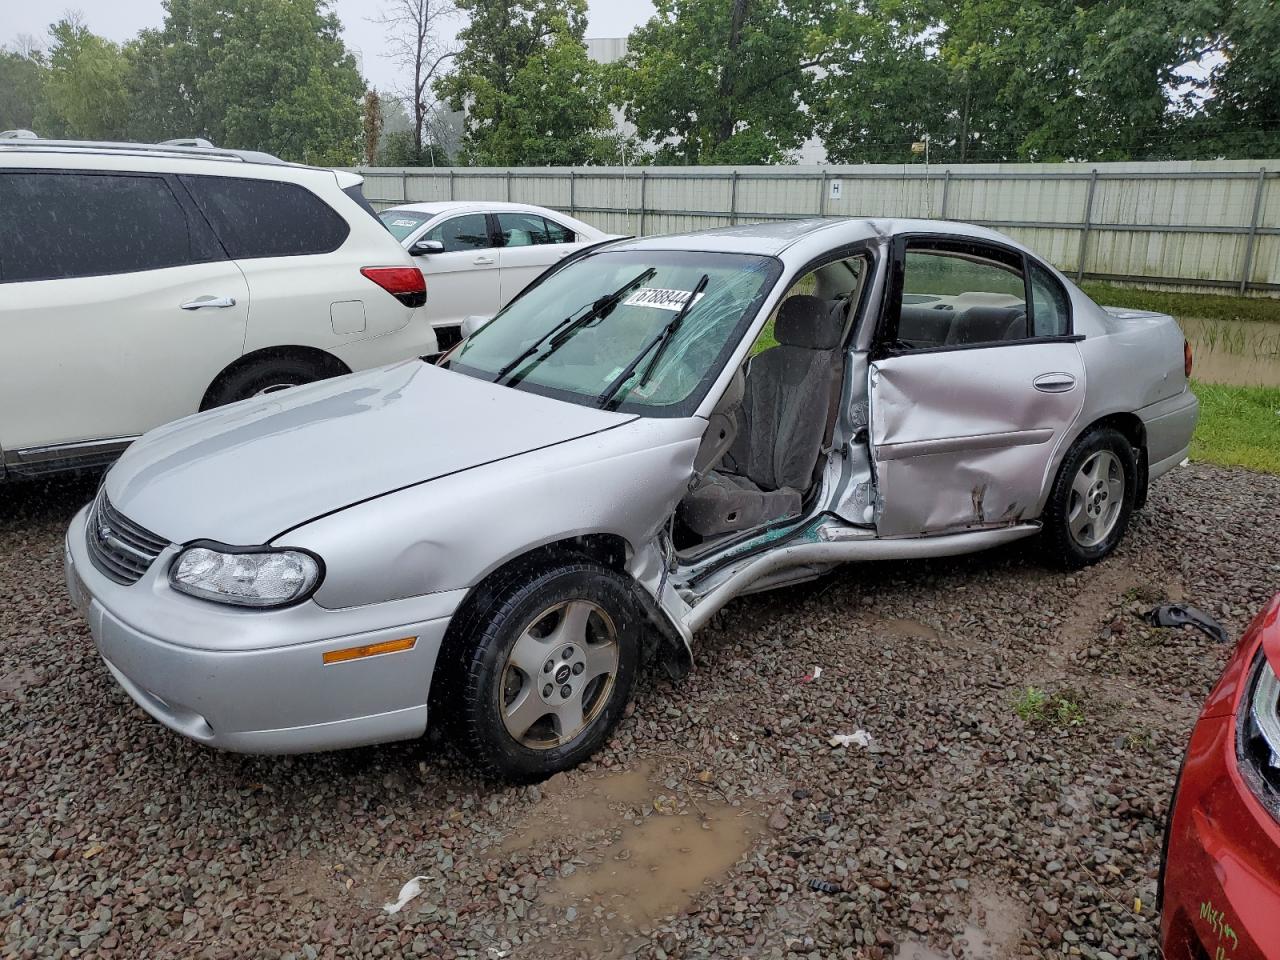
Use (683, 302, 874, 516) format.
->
(680, 293, 845, 538)
(897, 297, 1028, 346)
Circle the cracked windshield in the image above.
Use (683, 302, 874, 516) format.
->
(444, 251, 778, 413)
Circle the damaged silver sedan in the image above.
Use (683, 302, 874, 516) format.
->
(65, 218, 1199, 780)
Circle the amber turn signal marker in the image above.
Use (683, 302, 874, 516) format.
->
(323, 636, 416, 665)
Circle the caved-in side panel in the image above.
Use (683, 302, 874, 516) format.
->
(869, 341, 1085, 537)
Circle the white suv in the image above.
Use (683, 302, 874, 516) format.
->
(0, 140, 437, 479)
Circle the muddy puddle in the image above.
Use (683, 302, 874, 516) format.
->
(879, 618, 941, 642)
(1180, 316, 1280, 387)
(897, 889, 1024, 959)
(898, 927, 992, 959)
(504, 763, 766, 953)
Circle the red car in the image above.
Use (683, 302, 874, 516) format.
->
(1162, 593, 1280, 958)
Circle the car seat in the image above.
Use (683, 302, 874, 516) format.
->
(680, 295, 843, 537)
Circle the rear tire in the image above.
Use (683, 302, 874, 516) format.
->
(1041, 427, 1137, 569)
(444, 561, 641, 783)
(202, 355, 338, 409)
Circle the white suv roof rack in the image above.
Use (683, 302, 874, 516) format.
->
(0, 138, 285, 165)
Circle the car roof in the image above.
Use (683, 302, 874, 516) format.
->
(609, 217, 1027, 257)
(384, 200, 568, 217)
(0, 138, 286, 166)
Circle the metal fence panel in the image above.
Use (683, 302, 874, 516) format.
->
(354, 161, 1280, 295)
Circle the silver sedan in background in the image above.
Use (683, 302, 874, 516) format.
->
(65, 217, 1198, 781)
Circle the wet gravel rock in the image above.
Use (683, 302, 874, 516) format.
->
(4, 463, 1280, 958)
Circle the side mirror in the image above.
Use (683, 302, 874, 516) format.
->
(461, 314, 493, 338)
(410, 239, 445, 256)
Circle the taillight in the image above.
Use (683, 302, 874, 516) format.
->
(361, 267, 426, 308)
(1184, 338, 1193, 379)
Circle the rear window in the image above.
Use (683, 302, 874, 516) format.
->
(379, 210, 432, 242)
(181, 175, 349, 259)
(0, 171, 215, 283)
(343, 183, 383, 224)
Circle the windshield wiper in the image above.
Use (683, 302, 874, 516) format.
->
(596, 273, 709, 409)
(493, 268, 657, 385)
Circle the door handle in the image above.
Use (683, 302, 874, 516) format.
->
(1033, 372, 1076, 393)
(180, 295, 237, 310)
(473, 256, 495, 266)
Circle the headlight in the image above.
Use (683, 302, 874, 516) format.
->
(1238, 651, 1280, 818)
(170, 544, 322, 608)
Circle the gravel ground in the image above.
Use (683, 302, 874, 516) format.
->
(4, 463, 1280, 960)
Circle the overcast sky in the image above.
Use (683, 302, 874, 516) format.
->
(3, 0, 654, 91)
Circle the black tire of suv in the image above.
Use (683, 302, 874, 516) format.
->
(202, 355, 336, 409)
(1041, 426, 1138, 570)
(443, 561, 641, 783)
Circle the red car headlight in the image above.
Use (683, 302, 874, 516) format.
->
(1238, 651, 1280, 819)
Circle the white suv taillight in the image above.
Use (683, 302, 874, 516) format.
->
(361, 267, 426, 308)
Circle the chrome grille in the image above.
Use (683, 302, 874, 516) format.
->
(86, 494, 169, 585)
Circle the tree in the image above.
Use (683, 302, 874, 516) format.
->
(38, 17, 132, 140)
(438, 0, 613, 165)
(616, 0, 824, 164)
(810, 0, 952, 163)
(814, 0, 1216, 163)
(375, 0, 456, 163)
(124, 0, 364, 162)
(1175, 0, 1280, 158)
(362, 89, 383, 164)
(0, 45, 46, 133)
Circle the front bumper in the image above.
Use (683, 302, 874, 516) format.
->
(65, 505, 464, 754)
(1161, 630, 1280, 957)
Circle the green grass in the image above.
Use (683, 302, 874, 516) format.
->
(1081, 282, 1280, 325)
(1014, 686, 1087, 727)
(1190, 380, 1280, 473)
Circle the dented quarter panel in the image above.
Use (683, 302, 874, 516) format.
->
(1026, 297, 1196, 515)
(869, 341, 1087, 537)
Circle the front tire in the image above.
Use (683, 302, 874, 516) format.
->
(1042, 427, 1137, 569)
(449, 561, 641, 782)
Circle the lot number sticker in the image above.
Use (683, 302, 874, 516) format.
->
(623, 288, 706, 310)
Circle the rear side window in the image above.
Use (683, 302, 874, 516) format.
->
(342, 183, 383, 224)
(496, 211, 576, 246)
(894, 243, 1029, 348)
(0, 171, 212, 282)
(1029, 262, 1071, 336)
(181, 175, 349, 259)
(544, 218, 575, 244)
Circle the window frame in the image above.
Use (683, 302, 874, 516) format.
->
(873, 233, 1079, 359)
(0, 168, 226, 284)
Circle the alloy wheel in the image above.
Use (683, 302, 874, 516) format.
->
(1067, 449, 1125, 548)
(499, 599, 619, 749)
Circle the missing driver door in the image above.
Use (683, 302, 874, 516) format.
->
(868, 236, 1086, 537)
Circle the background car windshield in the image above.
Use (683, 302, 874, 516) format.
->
(379, 210, 431, 241)
(444, 250, 780, 416)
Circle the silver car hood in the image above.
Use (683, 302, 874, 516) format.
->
(104, 360, 636, 545)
